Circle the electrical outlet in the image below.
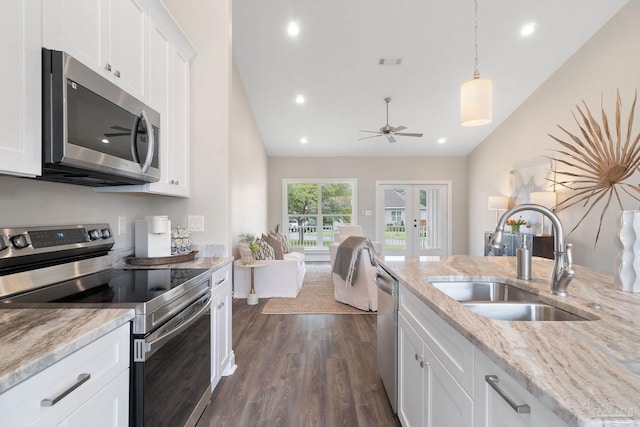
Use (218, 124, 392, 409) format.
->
(188, 215, 205, 232)
(118, 216, 127, 235)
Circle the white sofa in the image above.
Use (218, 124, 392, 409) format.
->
(233, 248, 306, 298)
(329, 239, 382, 312)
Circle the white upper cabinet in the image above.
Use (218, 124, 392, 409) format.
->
(96, 1, 196, 197)
(43, 0, 146, 100)
(0, 0, 42, 177)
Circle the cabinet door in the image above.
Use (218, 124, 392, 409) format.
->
(428, 346, 474, 427)
(0, 0, 41, 177)
(166, 46, 190, 195)
(475, 351, 568, 427)
(42, 0, 104, 72)
(216, 283, 232, 374)
(398, 314, 427, 427)
(60, 370, 129, 427)
(108, 0, 145, 99)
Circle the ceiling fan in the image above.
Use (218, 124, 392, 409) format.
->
(358, 97, 423, 143)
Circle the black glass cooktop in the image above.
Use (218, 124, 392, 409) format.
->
(2, 268, 210, 305)
(56, 268, 210, 304)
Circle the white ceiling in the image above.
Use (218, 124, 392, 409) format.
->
(232, 0, 628, 157)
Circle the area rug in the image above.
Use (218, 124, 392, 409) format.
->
(261, 262, 374, 315)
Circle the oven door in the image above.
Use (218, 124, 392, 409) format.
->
(132, 291, 211, 427)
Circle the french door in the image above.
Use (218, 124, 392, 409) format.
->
(376, 182, 450, 257)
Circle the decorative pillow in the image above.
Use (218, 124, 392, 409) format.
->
(262, 233, 284, 260)
(271, 232, 291, 254)
(254, 238, 275, 260)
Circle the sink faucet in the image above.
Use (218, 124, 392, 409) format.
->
(489, 203, 575, 296)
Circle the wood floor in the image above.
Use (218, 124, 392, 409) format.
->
(196, 299, 401, 427)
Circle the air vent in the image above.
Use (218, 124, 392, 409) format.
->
(378, 57, 403, 66)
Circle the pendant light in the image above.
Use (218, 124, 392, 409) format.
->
(460, 0, 492, 126)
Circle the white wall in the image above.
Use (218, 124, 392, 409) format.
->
(268, 156, 468, 255)
(467, 1, 640, 273)
(229, 62, 269, 255)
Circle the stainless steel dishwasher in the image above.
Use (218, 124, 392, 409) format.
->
(375, 263, 399, 413)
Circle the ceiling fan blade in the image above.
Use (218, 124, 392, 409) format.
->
(358, 130, 383, 134)
(103, 132, 131, 137)
(387, 134, 396, 143)
(357, 134, 383, 140)
(110, 126, 131, 132)
(394, 132, 424, 137)
(392, 125, 407, 132)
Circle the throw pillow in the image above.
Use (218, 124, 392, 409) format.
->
(271, 231, 291, 254)
(262, 233, 284, 260)
(254, 238, 275, 260)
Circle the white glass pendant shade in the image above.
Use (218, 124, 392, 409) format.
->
(488, 196, 508, 210)
(460, 77, 493, 126)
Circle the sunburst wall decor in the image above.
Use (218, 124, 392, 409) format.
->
(547, 89, 640, 244)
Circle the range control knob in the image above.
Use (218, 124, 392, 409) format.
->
(88, 229, 102, 240)
(10, 234, 30, 249)
(101, 228, 112, 239)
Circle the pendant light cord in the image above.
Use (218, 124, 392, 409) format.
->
(473, 0, 480, 79)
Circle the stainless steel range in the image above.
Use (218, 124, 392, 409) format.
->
(0, 224, 212, 427)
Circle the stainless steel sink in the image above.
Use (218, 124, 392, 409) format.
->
(429, 281, 540, 303)
(463, 302, 589, 321)
(429, 280, 590, 321)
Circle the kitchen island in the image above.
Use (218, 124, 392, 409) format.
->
(379, 255, 640, 426)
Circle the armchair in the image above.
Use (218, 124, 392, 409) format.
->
(329, 227, 381, 311)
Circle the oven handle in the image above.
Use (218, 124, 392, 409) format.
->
(134, 291, 211, 362)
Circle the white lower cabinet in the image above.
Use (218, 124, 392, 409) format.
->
(398, 283, 568, 427)
(474, 350, 568, 427)
(0, 323, 130, 427)
(210, 262, 235, 390)
(398, 312, 473, 427)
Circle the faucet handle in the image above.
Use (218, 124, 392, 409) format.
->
(565, 243, 573, 267)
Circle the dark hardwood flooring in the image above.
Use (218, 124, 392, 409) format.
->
(196, 298, 401, 427)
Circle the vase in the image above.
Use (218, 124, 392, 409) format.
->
(613, 210, 640, 292)
(238, 244, 254, 265)
(510, 225, 520, 234)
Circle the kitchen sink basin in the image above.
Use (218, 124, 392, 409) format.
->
(463, 302, 589, 322)
(429, 281, 540, 303)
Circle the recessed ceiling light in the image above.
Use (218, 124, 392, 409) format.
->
(520, 22, 536, 37)
(437, 137, 446, 144)
(101, 138, 109, 144)
(287, 21, 300, 37)
(295, 94, 305, 104)
(300, 137, 308, 144)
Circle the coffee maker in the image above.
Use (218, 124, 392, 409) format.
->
(135, 215, 171, 257)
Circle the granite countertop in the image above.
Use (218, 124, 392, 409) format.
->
(0, 308, 134, 394)
(378, 255, 640, 427)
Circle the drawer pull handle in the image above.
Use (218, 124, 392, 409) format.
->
(218, 302, 225, 310)
(214, 278, 225, 286)
(485, 375, 531, 414)
(41, 373, 91, 407)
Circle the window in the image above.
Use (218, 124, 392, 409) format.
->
(391, 210, 402, 223)
(283, 179, 357, 248)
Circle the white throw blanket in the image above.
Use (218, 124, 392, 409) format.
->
(332, 236, 377, 287)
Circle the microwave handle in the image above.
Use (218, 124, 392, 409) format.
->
(130, 110, 155, 173)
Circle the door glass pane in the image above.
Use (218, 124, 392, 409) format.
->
(419, 188, 441, 250)
(384, 188, 406, 250)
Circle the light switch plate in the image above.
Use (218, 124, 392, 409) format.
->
(188, 215, 205, 232)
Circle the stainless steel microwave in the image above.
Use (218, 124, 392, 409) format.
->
(39, 48, 161, 186)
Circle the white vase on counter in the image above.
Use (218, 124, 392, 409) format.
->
(613, 210, 640, 292)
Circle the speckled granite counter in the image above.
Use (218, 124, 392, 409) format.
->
(0, 308, 134, 394)
(378, 255, 640, 426)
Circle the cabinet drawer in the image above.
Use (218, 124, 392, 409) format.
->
(0, 324, 130, 426)
(400, 285, 474, 396)
(211, 263, 231, 291)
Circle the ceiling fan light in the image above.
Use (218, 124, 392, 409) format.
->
(460, 77, 493, 126)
